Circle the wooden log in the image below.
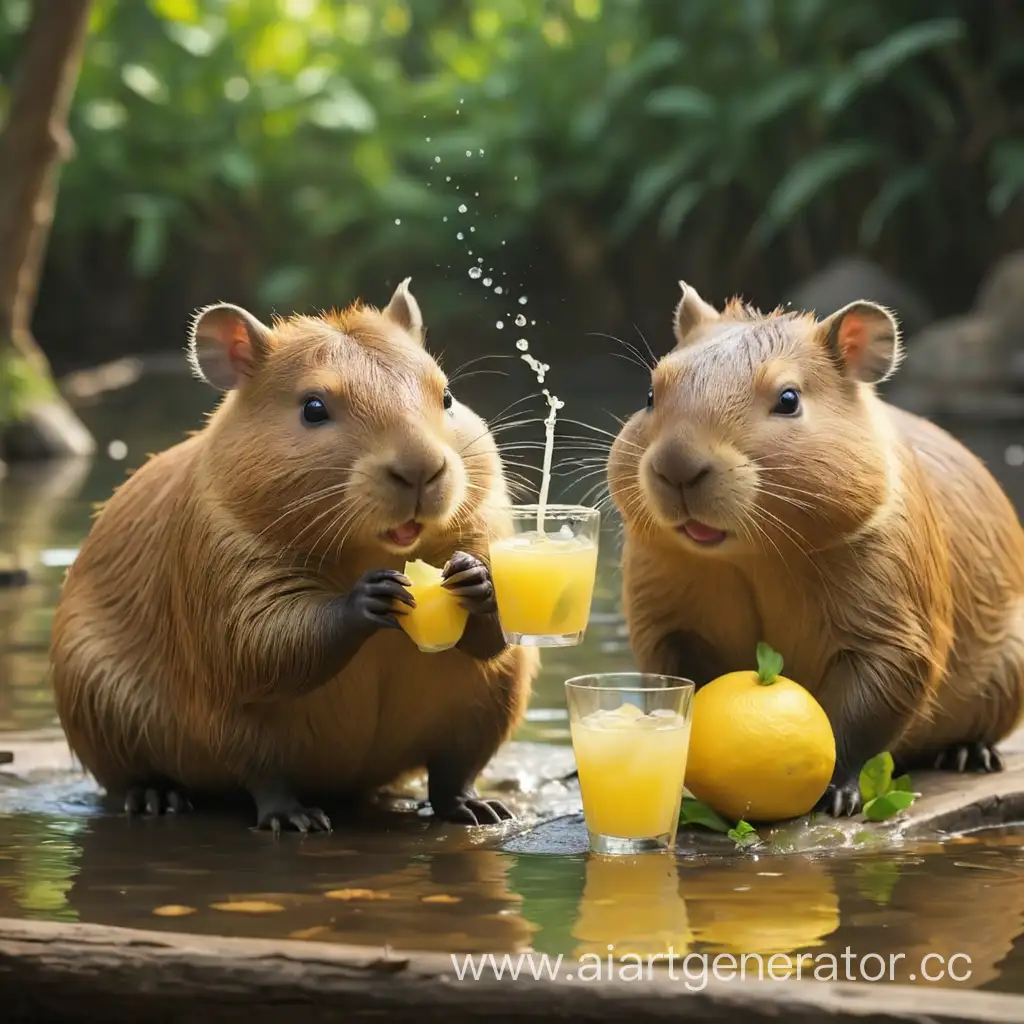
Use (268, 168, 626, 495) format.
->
(0, 917, 1022, 1023)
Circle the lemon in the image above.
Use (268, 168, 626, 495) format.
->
(684, 643, 835, 823)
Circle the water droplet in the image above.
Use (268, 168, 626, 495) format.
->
(468, 249, 473, 255)
(1006, 445, 1024, 466)
(469, 226, 476, 233)
(426, 136, 431, 142)
(518, 296, 528, 305)
(479, 148, 484, 156)
(434, 156, 441, 163)
(494, 286, 504, 294)
(530, 320, 536, 326)
(515, 314, 527, 327)
(443, 215, 448, 222)
(513, 175, 518, 181)
(456, 231, 464, 240)
(474, 191, 479, 197)
(394, 218, 401, 225)
(107, 439, 128, 460)
(501, 240, 507, 246)
(445, 175, 451, 182)
(482, 277, 492, 287)
(516, 339, 529, 351)
(459, 98, 465, 104)
(496, 320, 504, 329)
(458, 203, 467, 213)
(468, 267, 482, 279)
(465, 150, 473, 157)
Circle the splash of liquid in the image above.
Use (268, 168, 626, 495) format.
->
(537, 389, 564, 533)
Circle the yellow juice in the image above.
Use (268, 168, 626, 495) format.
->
(399, 560, 468, 653)
(489, 532, 598, 637)
(570, 703, 691, 840)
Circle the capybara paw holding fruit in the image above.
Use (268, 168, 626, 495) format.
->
(442, 551, 497, 616)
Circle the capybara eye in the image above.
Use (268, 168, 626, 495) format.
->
(443, 388, 454, 411)
(772, 388, 801, 416)
(646, 387, 654, 410)
(301, 396, 330, 425)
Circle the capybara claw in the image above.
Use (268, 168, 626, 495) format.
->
(814, 779, 862, 818)
(257, 804, 332, 836)
(124, 782, 192, 817)
(933, 741, 1004, 774)
(436, 796, 515, 826)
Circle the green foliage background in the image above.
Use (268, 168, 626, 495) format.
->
(0, 0, 1021, 371)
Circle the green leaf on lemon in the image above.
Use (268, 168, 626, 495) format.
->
(679, 797, 732, 833)
(755, 642, 784, 684)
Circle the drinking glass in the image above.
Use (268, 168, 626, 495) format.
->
(488, 504, 600, 647)
(565, 673, 695, 854)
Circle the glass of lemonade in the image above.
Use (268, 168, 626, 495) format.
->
(565, 673, 694, 855)
(399, 560, 469, 653)
(489, 504, 600, 647)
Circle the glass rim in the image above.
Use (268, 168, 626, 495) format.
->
(564, 672, 695, 693)
(506, 503, 601, 519)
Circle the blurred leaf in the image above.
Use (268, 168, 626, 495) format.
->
(645, 85, 715, 119)
(658, 181, 704, 238)
(733, 70, 817, 129)
(859, 164, 930, 245)
(822, 18, 965, 113)
(309, 81, 377, 132)
(989, 141, 1024, 214)
(679, 797, 732, 833)
(755, 141, 882, 242)
(612, 143, 710, 239)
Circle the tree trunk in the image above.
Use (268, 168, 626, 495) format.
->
(0, 0, 95, 461)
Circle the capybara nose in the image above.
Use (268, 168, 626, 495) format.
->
(386, 453, 447, 490)
(653, 449, 712, 492)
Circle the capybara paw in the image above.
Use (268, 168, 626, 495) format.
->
(441, 551, 497, 616)
(436, 795, 515, 826)
(814, 778, 862, 818)
(124, 783, 191, 817)
(344, 568, 414, 633)
(256, 803, 332, 836)
(933, 742, 1004, 774)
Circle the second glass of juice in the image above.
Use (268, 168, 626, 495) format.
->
(566, 673, 694, 855)
(489, 504, 600, 647)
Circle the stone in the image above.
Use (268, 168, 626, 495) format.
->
(976, 250, 1024, 325)
(1, 395, 95, 460)
(785, 257, 933, 338)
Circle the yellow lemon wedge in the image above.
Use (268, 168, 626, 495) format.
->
(684, 642, 836, 822)
(399, 558, 469, 653)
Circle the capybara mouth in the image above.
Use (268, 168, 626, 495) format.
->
(678, 519, 727, 546)
(381, 520, 423, 548)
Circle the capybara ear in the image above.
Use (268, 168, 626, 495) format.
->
(384, 276, 424, 343)
(818, 301, 901, 384)
(673, 281, 720, 348)
(187, 303, 275, 390)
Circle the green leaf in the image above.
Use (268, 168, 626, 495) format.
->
(645, 86, 715, 120)
(822, 19, 965, 114)
(657, 182, 704, 239)
(988, 141, 1024, 215)
(733, 70, 817, 130)
(612, 146, 709, 240)
(859, 751, 895, 803)
(754, 142, 882, 243)
(862, 790, 916, 822)
(755, 642, 784, 684)
(679, 797, 732, 833)
(891, 774, 913, 793)
(859, 165, 930, 246)
(727, 820, 761, 848)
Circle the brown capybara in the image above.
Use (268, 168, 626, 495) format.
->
(609, 281, 1024, 816)
(50, 279, 539, 831)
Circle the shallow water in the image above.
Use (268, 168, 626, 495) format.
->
(3, 365, 1024, 992)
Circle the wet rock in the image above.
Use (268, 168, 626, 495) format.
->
(501, 813, 590, 855)
(889, 250, 1024, 416)
(785, 257, 933, 337)
(1, 396, 95, 460)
